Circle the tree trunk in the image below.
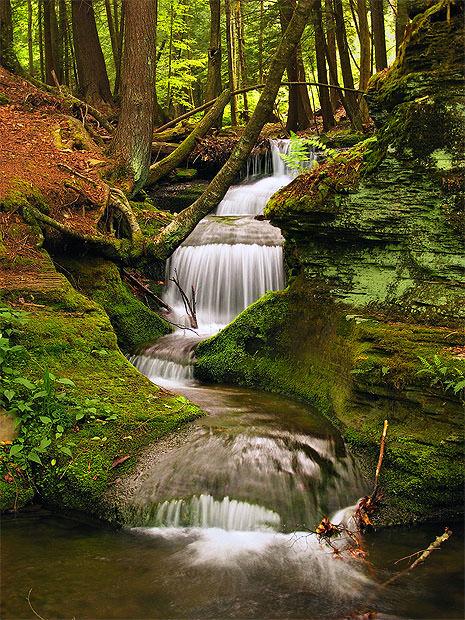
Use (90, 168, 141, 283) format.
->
(258, 0, 264, 82)
(324, 0, 339, 112)
(27, 0, 34, 74)
(205, 0, 223, 127)
(71, 0, 113, 107)
(279, 0, 313, 132)
(153, 0, 316, 259)
(38, 0, 45, 80)
(332, 0, 363, 129)
(58, 0, 69, 85)
(371, 0, 387, 71)
(109, 0, 157, 194)
(313, 0, 334, 131)
(225, 0, 238, 125)
(356, 0, 371, 122)
(0, 0, 19, 71)
(105, 0, 119, 75)
(395, 0, 409, 51)
(43, 0, 62, 84)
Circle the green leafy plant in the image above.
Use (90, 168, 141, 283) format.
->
(0, 307, 117, 478)
(280, 132, 337, 174)
(417, 355, 465, 397)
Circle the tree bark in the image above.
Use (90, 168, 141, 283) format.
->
(0, 0, 19, 71)
(109, 0, 157, 194)
(205, 0, 223, 127)
(153, 0, 316, 259)
(43, 0, 61, 84)
(371, 0, 387, 71)
(395, 0, 409, 51)
(324, 0, 339, 112)
(279, 0, 313, 132)
(71, 0, 113, 107)
(356, 0, 371, 122)
(27, 0, 34, 74)
(313, 0, 334, 131)
(332, 0, 363, 129)
(225, 0, 238, 125)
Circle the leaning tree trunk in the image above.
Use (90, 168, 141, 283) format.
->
(110, 0, 157, 194)
(152, 0, 316, 259)
(0, 0, 20, 71)
(371, 0, 388, 70)
(313, 0, 334, 131)
(279, 0, 313, 132)
(205, 0, 223, 126)
(71, 0, 113, 107)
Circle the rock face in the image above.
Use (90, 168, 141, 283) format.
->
(196, 0, 465, 524)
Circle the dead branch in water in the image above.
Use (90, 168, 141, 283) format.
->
(382, 527, 453, 588)
(122, 269, 172, 312)
(170, 269, 198, 329)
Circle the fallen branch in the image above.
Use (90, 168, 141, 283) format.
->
(27, 588, 48, 620)
(382, 527, 453, 588)
(372, 419, 388, 497)
(122, 269, 172, 312)
(170, 269, 198, 329)
(57, 163, 98, 187)
(147, 89, 231, 186)
(154, 81, 367, 134)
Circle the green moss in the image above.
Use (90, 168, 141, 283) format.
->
(0, 479, 34, 512)
(58, 257, 171, 351)
(0, 92, 10, 105)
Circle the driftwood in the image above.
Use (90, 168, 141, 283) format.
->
(170, 269, 197, 329)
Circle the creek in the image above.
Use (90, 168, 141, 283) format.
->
(2, 142, 463, 619)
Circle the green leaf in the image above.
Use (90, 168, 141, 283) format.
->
(59, 446, 72, 457)
(75, 412, 85, 421)
(56, 377, 76, 387)
(39, 416, 52, 424)
(453, 379, 465, 393)
(13, 376, 36, 390)
(9, 444, 23, 456)
(27, 451, 43, 464)
(3, 389, 15, 401)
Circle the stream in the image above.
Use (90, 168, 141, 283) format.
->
(2, 142, 463, 619)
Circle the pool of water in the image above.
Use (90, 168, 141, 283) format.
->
(2, 385, 463, 620)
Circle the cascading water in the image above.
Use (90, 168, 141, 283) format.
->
(131, 139, 311, 386)
(125, 139, 375, 614)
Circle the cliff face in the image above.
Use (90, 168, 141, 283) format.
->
(196, 0, 465, 524)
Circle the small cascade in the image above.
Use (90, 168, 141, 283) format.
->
(146, 494, 281, 531)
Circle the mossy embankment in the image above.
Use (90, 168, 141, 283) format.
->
(0, 200, 201, 519)
(196, 0, 465, 524)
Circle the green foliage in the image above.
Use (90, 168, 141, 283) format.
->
(0, 306, 118, 479)
(279, 133, 336, 174)
(417, 355, 465, 397)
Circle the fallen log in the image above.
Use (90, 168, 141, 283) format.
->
(147, 89, 231, 186)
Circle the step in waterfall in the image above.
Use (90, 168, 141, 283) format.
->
(131, 139, 314, 387)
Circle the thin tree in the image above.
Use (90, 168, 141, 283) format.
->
(43, 0, 61, 84)
(313, 0, 334, 130)
(205, 0, 222, 108)
(325, 0, 339, 112)
(332, 0, 363, 129)
(371, 0, 387, 70)
(225, 0, 238, 125)
(395, 0, 409, 51)
(279, 0, 313, 131)
(110, 0, 157, 194)
(356, 0, 371, 123)
(0, 0, 20, 71)
(71, 0, 113, 106)
(27, 0, 34, 74)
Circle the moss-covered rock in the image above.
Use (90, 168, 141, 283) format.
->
(57, 257, 170, 352)
(196, 0, 465, 525)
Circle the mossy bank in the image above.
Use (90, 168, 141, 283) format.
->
(196, 0, 465, 525)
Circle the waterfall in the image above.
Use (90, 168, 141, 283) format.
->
(131, 139, 303, 386)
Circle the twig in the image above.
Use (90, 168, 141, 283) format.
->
(57, 163, 98, 187)
(27, 589, 48, 620)
(122, 269, 172, 312)
(170, 268, 198, 329)
(372, 419, 388, 496)
(382, 528, 452, 588)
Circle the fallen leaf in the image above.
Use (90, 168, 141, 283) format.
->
(112, 454, 130, 468)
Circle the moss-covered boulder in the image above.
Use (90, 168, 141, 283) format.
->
(196, 0, 465, 524)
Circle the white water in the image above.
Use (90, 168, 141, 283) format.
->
(132, 139, 307, 386)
